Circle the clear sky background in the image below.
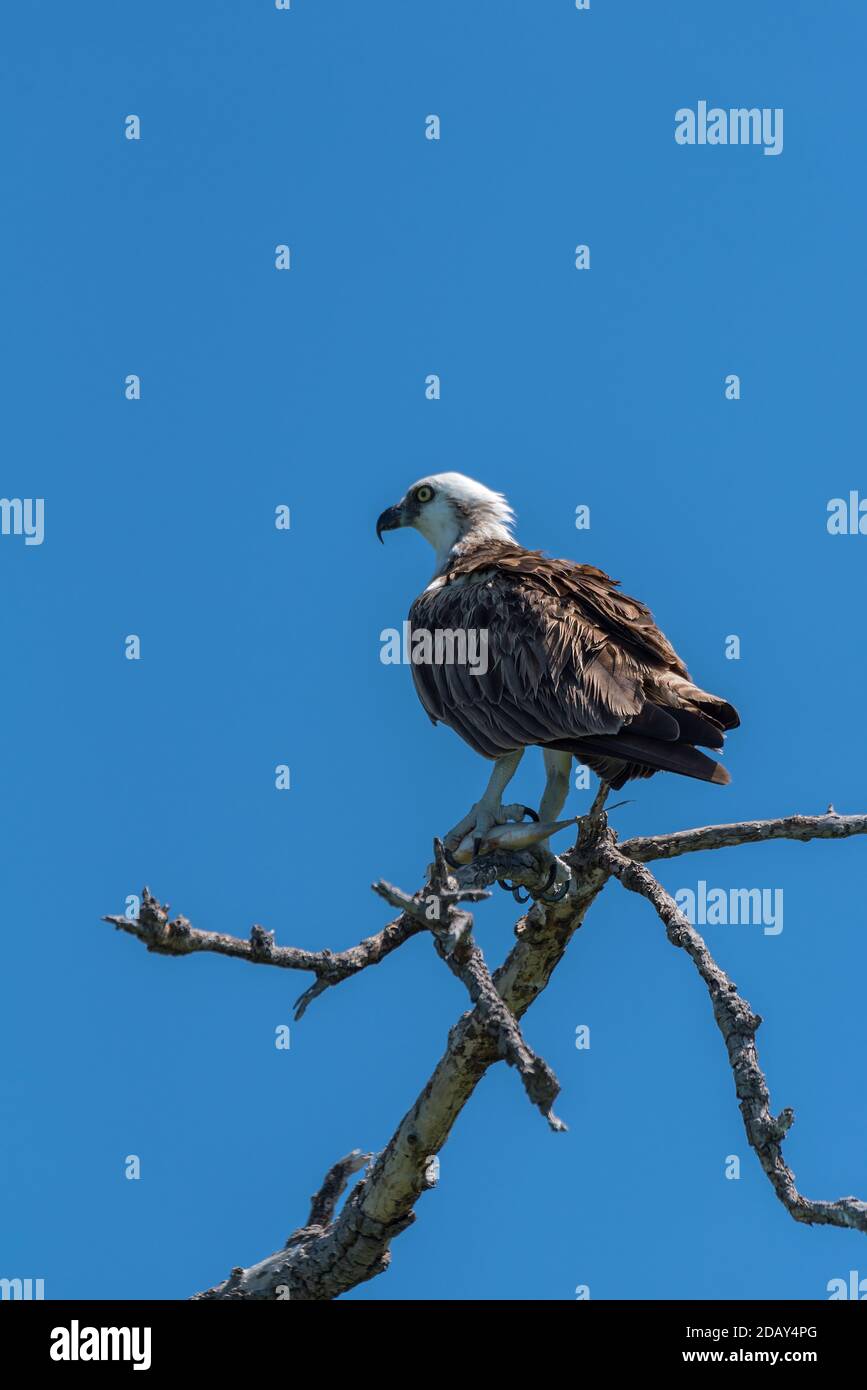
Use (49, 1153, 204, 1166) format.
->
(2, 1, 865, 1301)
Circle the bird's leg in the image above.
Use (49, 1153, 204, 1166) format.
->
(531, 750, 574, 900)
(443, 749, 526, 856)
(538, 750, 572, 825)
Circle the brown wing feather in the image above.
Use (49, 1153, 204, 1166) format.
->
(408, 542, 738, 782)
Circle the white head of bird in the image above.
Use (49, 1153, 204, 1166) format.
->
(376, 472, 515, 571)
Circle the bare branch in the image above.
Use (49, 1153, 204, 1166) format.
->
(103, 888, 428, 1021)
(442, 931, 566, 1131)
(289, 916, 427, 1020)
(598, 838, 867, 1235)
(304, 1150, 372, 1231)
(620, 809, 867, 864)
(585, 778, 612, 827)
(111, 793, 867, 1300)
(190, 844, 611, 1299)
(375, 840, 566, 1130)
(371, 839, 490, 957)
(107, 837, 576, 1023)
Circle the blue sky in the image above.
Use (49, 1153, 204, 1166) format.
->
(1, 1, 865, 1301)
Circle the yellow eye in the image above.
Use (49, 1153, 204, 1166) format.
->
(416, 485, 434, 503)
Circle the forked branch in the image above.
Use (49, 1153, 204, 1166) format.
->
(104, 799, 867, 1298)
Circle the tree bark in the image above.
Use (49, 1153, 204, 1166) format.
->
(103, 804, 867, 1299)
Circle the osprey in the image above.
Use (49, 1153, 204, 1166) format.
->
(377, 473, 739, 859)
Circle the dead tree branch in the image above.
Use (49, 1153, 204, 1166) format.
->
(103, 889, 429, 1021)
(190, 848, 607, 1298)
(619, 809, 867, 864)
(105, 798, 867, 1299)
(374, 839, 566, 1130)
(304, 1150, 372, 1232)
(598, 838, 867, 1234)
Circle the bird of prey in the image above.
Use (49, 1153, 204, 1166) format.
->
(377, 473, 739, 861)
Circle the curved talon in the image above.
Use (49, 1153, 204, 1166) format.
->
(520, 805, 540, 822)
(539, 863, 558, 894)
(538, 876, 571, 904)
(497, 879, 530, 903)
(531, 862, 570, 904)
(443, 846, 463, 870)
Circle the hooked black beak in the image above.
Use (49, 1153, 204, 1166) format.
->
(376, 503, 403, 544)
